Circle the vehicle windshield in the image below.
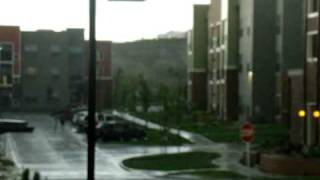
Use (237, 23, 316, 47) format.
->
(0, 0, 318, 179)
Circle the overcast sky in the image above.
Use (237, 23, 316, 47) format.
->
(0, 0, 209, 42)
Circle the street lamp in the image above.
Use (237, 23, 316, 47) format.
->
(87, 0, 145, 179)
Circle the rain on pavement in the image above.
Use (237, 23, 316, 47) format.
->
(1, 113, 262, 179)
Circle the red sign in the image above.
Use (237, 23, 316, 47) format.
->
(241, 122, 254, 143)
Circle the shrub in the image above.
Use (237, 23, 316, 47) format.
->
(33, 172, 40, 180)
(21, 169, 30, 180)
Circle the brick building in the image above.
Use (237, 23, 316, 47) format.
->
(187, 5, 209, 111)
(85, 41, 112, 110)
(0, 26, 21, 109)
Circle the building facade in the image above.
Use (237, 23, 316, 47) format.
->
(207, 0, 239, 121)
(275, 0, 305, 144)
(187, 5, 209, 110)
(21, 29, 85, 111)
(0, 26, 21, 109)
(85, 41, 113, 111)
(297, 0, 320, 145)
(238, 0, 277, 122)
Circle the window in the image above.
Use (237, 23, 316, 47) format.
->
(309, 0, 319, 13)
(26, 67, 37, 76)
(51, 45, 61, 57)
(50, 68, 60, 78)
(221, 21, 225, 45)
(0, 43, 13, 61)
(0, 64, 13, 86)
(24, 44, 38, 52)
(312, 34, 318, 58)
(69, 46, 82, 54)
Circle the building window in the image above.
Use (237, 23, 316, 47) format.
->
(0, 64, 13, 86)
(309, 0, 319, 13)
(26, 67, 37, 76)
(216, 26, 221, 47)
(69, 46, 82, 54)
(308, 34, 318, 59)
(221, 21, 225, 45)
(0, 43, 13, 62)
(24, 44, 38, 52)
(312, 34, 318, 58)
(51, 45, 61, 57)
(50, 68, 60, 78)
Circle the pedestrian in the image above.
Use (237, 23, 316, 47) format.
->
(60, 116, 65, 130)
(52, 112, 59, 132)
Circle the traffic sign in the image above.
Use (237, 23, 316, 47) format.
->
(241, 121, 254, 143)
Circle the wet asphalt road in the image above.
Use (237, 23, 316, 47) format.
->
(2, 113, 263, 180)
(2, 113, 197, 180)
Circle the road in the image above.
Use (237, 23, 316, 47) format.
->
(2, 113, 265, 180)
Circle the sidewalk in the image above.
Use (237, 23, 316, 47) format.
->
(113, 111, 213, 145)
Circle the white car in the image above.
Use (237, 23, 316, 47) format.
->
(72, 111, 101, 127)
(72, 111, 88, 125)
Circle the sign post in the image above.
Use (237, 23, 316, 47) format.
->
(241, 121, 254, 167)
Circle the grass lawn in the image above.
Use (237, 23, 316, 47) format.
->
(123, 152, 220, 171)
(134, 112, 288, 146)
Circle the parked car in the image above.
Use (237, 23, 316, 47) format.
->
(72, 110, 88, 125)
(96, 120, 146, 142)
(73, 111, 104, 132)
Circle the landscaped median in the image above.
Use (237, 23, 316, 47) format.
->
(122, 151, 245, 179)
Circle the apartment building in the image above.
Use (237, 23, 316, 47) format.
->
(21, 29, 85, 110)
(207, 0, 239, 121)
(238, 0, 278, 122)
(0, 26, 21, 109)
(187, 5, 209, 110)
(274, 0, 305, 144)
(298, 0, 320, 145)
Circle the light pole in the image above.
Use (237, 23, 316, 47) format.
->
(87, 0, 145, 179)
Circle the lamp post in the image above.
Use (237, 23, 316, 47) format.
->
(87, 0, 145, 179)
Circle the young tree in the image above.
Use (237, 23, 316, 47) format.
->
(21, 169, 30, 180)
(113, 68, 124, 109)
(33, 172, 40, 180)
(138, 74, 151, 113)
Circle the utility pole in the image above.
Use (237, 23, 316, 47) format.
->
(88, 0, 96, 179)
(303, 0, 309, 146)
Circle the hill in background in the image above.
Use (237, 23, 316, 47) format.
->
(112, 38, 187, 88)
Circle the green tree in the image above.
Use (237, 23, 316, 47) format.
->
(21, 169, 29, 180)
(33, 172, 40, 180)
(138, 74, 151, 113)
(113, 68, 124, 109)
